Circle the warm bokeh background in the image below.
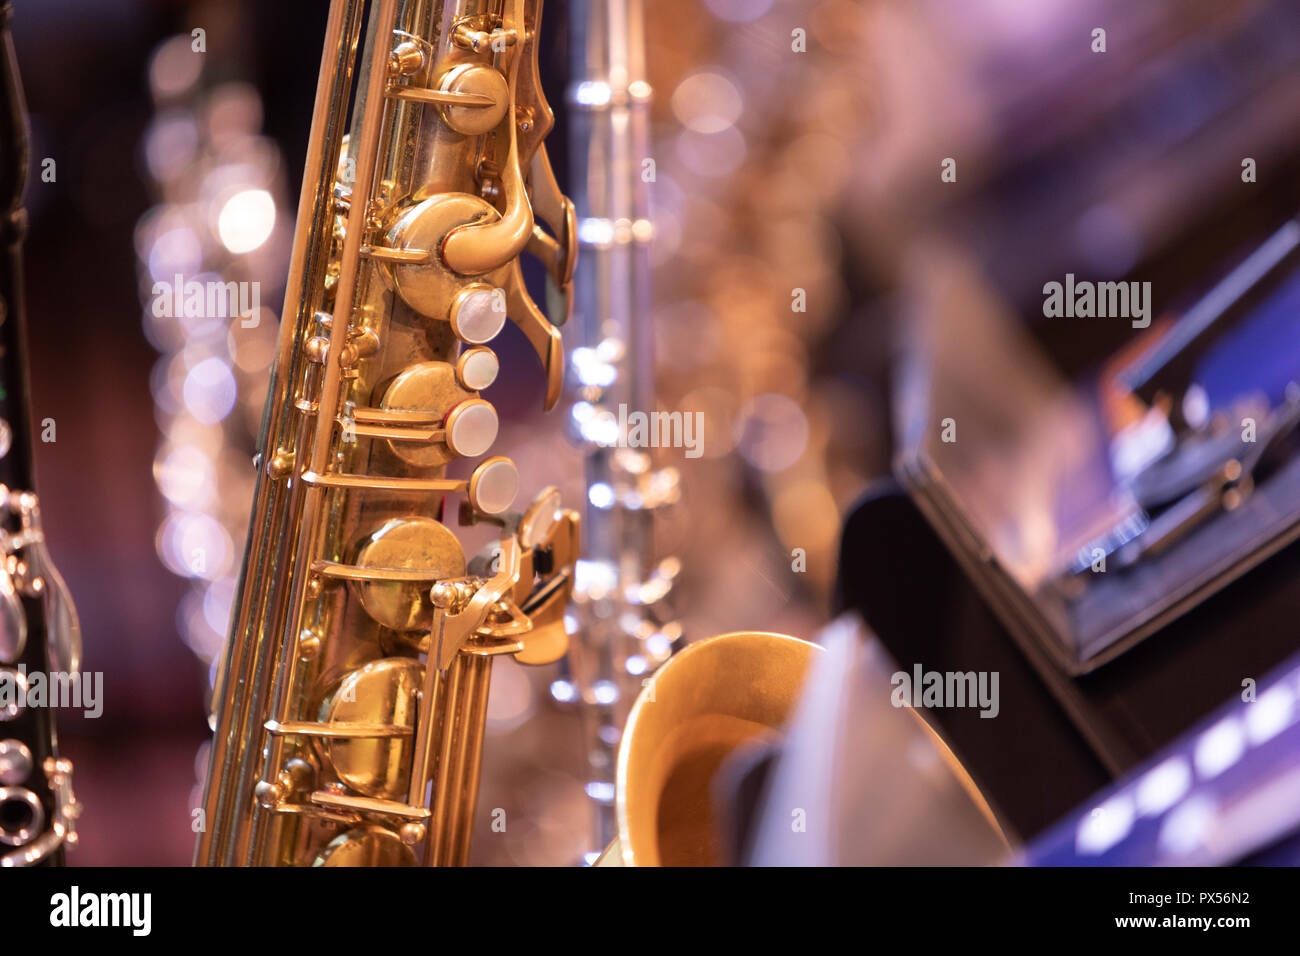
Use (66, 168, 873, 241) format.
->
(12, 0, 1300, 864)
(14, 0, 840, 865)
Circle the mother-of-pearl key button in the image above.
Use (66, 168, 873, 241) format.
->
(457, 347, 499, 391)
(450, 285, 507, 344)
(444, 399, 499, 458)
(468, 457, 519, 515)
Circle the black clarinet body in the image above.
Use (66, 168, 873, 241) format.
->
(0, 0, 80, 868)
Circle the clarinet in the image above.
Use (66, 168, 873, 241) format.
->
(0, 0, 82, 867)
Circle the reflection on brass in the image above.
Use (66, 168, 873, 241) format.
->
(353, 518, 467, 631)
(379, 361, 465, 468)
(614, 631, 823, 867)
(314, 825, 417, 867)
(323, 658, 422, 799)
(438, 64, 510, 135)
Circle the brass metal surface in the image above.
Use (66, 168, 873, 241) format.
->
(615, 631, 823, 867)
(353, 517, 467, 630)
(378, 360, 468, 467)
(314, 825, 418, 866)
(324, 658, 422, 798)
(198, 0, 576, 867)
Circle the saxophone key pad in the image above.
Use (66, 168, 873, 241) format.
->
(467, 456, 518, 516)
(519, 485, 562, 549)
(379, 361, 469, 468)
(444, 398, 498, 458)
(320, 658, 422, 800)
(450, 284, 507, 344)
(353, 517, 468, 632)
(456, 346, 499, 391)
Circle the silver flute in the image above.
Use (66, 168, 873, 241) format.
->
(564, 0, 681, 855)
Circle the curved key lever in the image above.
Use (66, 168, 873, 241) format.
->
(441, 0, 533, 276)
(500, 258, 564, 410)
(429, 536, 523, 671)
(374, 227, 564, 410)
(526, 144, 577, 296)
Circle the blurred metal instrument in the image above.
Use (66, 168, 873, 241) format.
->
(582, 0, 842, 868)
(135, 17, 293, 825)
(0, 1, 82, 867)
(563, 0, 680, 856)
(197, 0, 577, 867)
(137, 23, 290, 684)
(605, 631, 820, 866)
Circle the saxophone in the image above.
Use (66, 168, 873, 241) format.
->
(197, 0, 577, 867)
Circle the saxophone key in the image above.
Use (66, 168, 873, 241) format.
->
(320, 658, 422, 800)
(443, 397, 498, 458)
(351, 516, 467, 632)
(313, 826, 417, 867)
(435, 63, 510, 135)
(449, 283, 507, 344)
(466, 456, 517, 516)
(456, 346, 499, 391)
(299, 456, 514, 516)
(376, 360, 478, 466)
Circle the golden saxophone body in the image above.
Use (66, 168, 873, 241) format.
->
(197, 0, 577, 867)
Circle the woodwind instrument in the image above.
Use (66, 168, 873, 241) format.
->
(0, 1, 82, 867)
(563, 0, 681, 854)
(197, 0, 577, 867)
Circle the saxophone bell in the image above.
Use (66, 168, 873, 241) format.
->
(606, 632, 822, 867)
